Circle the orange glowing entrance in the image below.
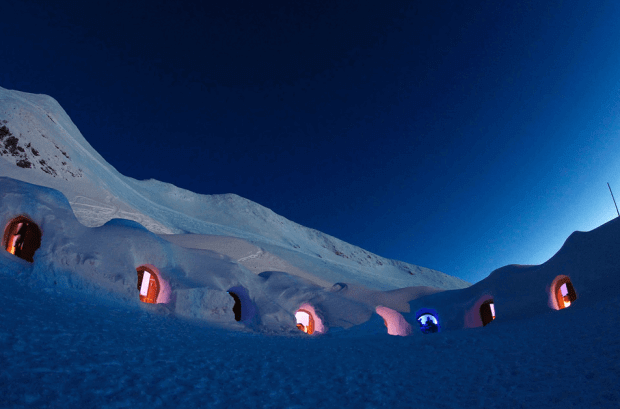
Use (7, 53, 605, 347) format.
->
(3, 215, 42, 263)
(480, 299, 495, 327)
(136, 266, 161, 304)
(295, 309, 315, 334)
(555, 277, 577, 309)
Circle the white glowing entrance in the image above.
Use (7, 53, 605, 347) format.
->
(559, 284, 570, 308)
(140, 272, 151, 296)
(295, 309, 314, 334)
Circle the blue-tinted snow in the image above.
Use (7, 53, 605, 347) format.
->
(1, 273, 619, 408)
(0, 85, 471, 292)
(1, 177, 620, 407)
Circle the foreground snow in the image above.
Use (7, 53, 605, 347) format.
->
(1, 273, 618, 409)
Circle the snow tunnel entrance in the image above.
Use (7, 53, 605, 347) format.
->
(136, 266, 161, 304)
(3, 215, 42, 263)
(417, 313, 440, 334)
(295, 309, 315, 334)
(480, 299, 496, 327)
(554, 277, 577, 310)
(228, 291, 242, 321)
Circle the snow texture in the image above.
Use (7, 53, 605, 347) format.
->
(1, 86, 620, 408)
(0, 85, 471, 292)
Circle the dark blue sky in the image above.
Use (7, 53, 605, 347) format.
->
(3, 0, 620, 284)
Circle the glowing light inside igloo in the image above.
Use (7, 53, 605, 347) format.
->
(136, 265, 171, 304)
(294, 304, 325, 335)
(480, 299, 495, 327)
(3, 215, 42, 263)
(553, 276, 577, 310)
(295, 309, 314, 334)
(417, 313, 439, 334)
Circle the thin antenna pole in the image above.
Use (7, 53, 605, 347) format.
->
(608, 183, 620, 217)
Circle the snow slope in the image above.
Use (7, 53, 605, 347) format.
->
(0, 85, 470, 291)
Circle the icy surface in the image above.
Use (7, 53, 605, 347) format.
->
(1, 274, 619, 408)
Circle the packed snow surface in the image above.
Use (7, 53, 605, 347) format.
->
(1, 274, 619, 408)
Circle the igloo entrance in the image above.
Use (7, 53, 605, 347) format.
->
(417, 313, 440, 334)
(136, 265, 161, 304)
(226, 286, 255, 323)
(294, 303, 325, 335)
(295, 309, 315, 334)
(480, 299, 495, 327)
(3, 215, 42, 263)
(553, 276, 577, 310)
(228, 291, 242, 321)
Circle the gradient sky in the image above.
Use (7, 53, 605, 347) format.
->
(3, 0, 620, 284)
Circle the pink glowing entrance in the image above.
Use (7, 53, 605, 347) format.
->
(376, 306, 412, 336)
(295, 309, 314, 334)
(295, 303, 325, 335)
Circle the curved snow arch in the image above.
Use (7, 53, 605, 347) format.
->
(295, 303, 325, 335)
(376, 306, 412, 336)
(2, 215, 42, 263)
(136, 264, 171, 304)
(548, 275, 577, 310)
(227, 286, 256, 322)
(464, 295, 496, 328)
(414, 308, 441, 334)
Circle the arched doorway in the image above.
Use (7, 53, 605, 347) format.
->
(554, 276, 577, 309)
(295, 309, 315, 334)
(480, 299, 495, 327)
(3, 215, 42, 263)
(228, 291, 242, 321)
(136, 265, 161, 304)
(417, 313, 440, 334)
(376, 306, 413, 336)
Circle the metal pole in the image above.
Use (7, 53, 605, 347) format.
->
(608, 183, 620, 217)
